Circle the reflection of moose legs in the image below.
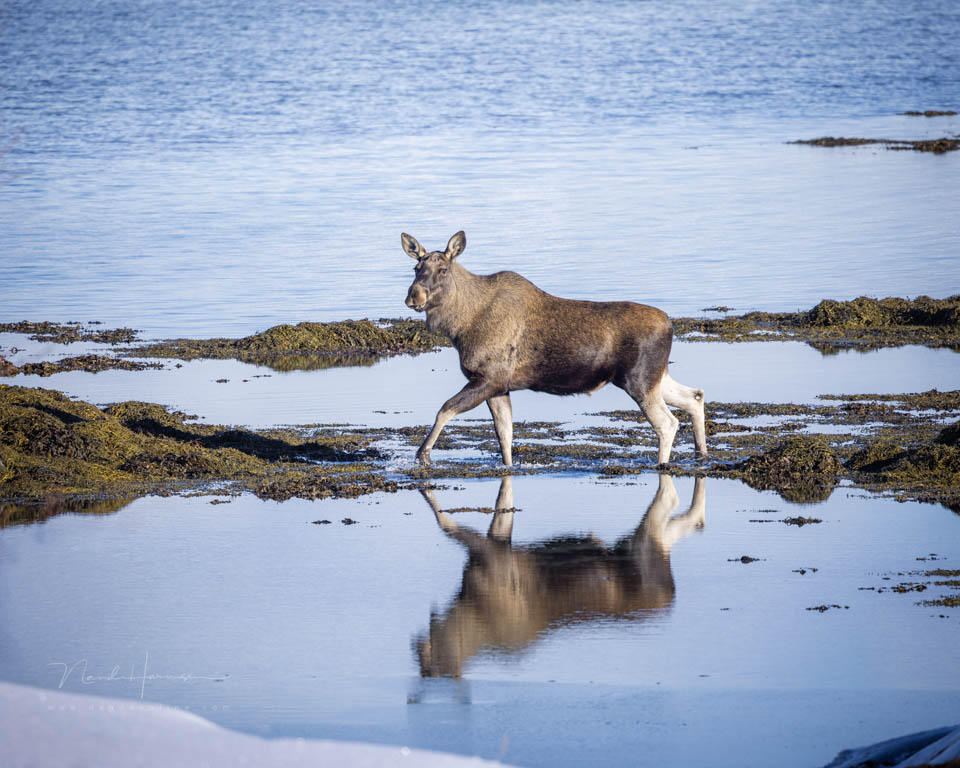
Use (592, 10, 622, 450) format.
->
(632, 474, 706, 588)
(637, 473, 706, 552)
(416, 474, 706, 678)
(420, 475, 516, 549)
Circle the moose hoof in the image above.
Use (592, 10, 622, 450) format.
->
(416, 451, 432, 465)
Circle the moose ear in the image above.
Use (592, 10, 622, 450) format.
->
(401, 233, 425, 260)
(445, 231, 466, 262)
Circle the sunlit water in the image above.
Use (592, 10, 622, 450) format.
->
(1, 337, 960, 767)
(1, 476, 958, 767)
(2, 1, 960, 765)
(1, 0, 959, 337)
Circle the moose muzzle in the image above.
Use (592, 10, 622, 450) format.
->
(406, 283, 428, 311)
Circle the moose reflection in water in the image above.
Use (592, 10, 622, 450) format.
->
(415, 474, 706, 678)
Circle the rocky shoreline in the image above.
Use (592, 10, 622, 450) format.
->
(3, 296, 958, 377)
(1, 299, 958, 521)
(1, 382, 958, 519)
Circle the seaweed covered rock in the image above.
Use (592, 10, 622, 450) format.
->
(18, 355, 162, 376)
(0, 385, 380, 502)
(104, 400, 195, 436)
(857, 443, 960, 491)
(0, 321, 139, 344)
(804, 296, 960, 329)
(124, 318, 451, 370)
(936, 421, 960, 447)
(237, 320, 392, 352)
(249, 470, 399, 502)
(672, 296, 960, 351)
(1, 408, 90, 458)
(791, 136, 960, 154)
(0, 386, 260, 497)
(0, 352, 161, 377)
(846, 427, 960, 512)
(737, 435, 843, 503)
(120, 447, 262, 479)
(846, 440, 905, 472)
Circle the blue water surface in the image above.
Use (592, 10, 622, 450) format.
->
(1, 0, 958, 337)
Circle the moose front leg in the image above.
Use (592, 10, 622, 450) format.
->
(417, 379, 498, 464)
(487, 393, 513, 466)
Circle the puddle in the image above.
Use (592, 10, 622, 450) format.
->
(4, 340, 959, 430)
(0, 474, 957, 767)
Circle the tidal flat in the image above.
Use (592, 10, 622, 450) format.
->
(3, 302, 960, 508)
(1, 319, 959, 768)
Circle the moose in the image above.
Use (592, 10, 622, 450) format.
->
(403, 231, 707, 465)
(415, 474, 707, 678)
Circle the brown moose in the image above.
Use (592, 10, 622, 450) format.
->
(403, 231, 707, 465)
(416, 474, 707, 678)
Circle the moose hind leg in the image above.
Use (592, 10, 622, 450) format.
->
(625, 383, 679, 466)
(487, 393, 513, 466)
(661, 373, 708, 457)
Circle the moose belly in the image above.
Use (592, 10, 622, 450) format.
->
(527, 367, 614, 396)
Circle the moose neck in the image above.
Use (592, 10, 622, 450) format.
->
(425, 262, 487, 343)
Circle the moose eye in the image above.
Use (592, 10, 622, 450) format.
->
(439, 267, 448, 275)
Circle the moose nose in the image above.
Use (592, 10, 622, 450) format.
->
(406, 284, 427, 310)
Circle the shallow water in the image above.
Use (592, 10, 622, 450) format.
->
(4, 339, 958, 431)
(1, 475, 958, 767)
(2, 329, 960, 766)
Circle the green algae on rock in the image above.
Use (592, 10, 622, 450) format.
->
(3, 378, 960, 512)
(124, 318, 451, 370)
(919, 569, 960, 608)
(672, 295, 960, 351)
(12, 355, 163, 376)
(806, 296, 960, 328)
(0, 385, 387, 504)
(0, 321, 140, 344)
(900, 109, 958, 117)
(248, 469, 399, 502)
(790, 136, 960, 153)
(734, 435, 844, 503)
(869, 568, 960, 609)
(847, 422, 960, 513)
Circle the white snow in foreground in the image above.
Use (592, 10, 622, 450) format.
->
(0, 681, 512, 768)
(5, 678, 959, 768)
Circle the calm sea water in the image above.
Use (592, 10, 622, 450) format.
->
(2, 7, 960, 764)
(2, 476, 959, 767)
(1, 0, 958, 337)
